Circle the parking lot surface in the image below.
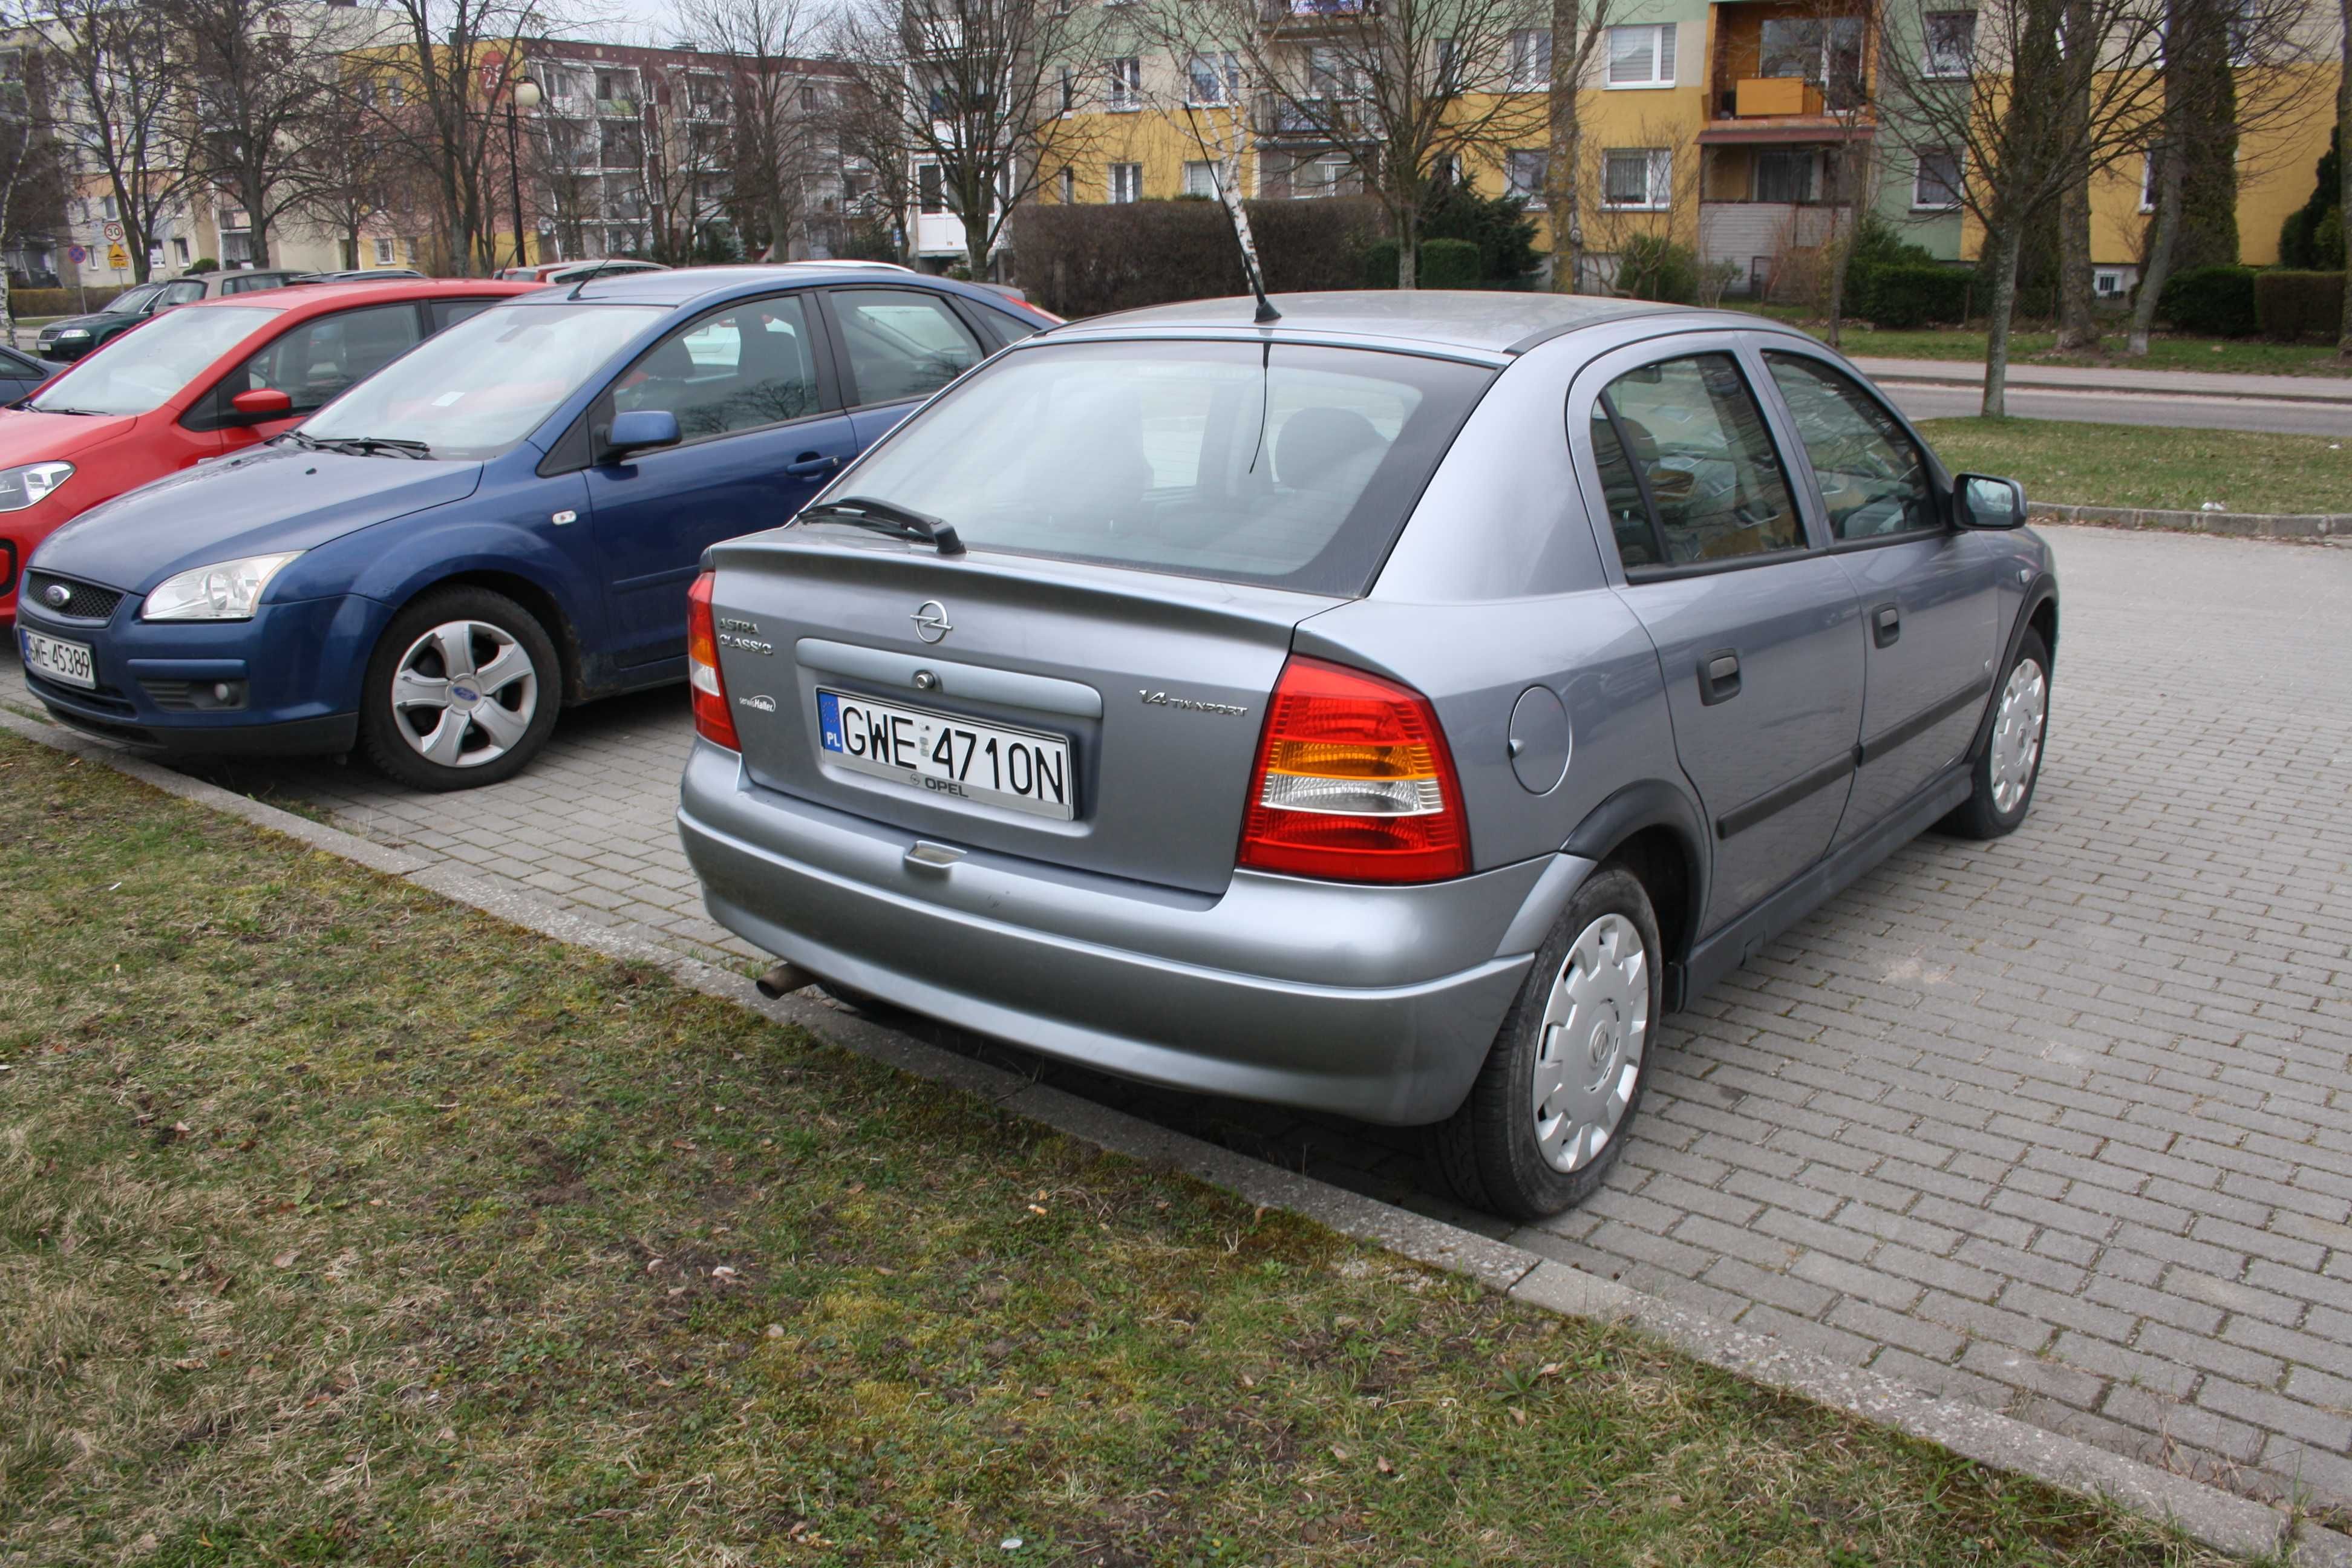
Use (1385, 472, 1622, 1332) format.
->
(8, 523, 2351, 1511)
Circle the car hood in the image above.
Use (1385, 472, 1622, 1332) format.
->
(39, 310, 129, 336)
(0, 407, 140, 460)
(34, 442, 483, 594)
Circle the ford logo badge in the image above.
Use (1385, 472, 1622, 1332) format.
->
(43, 583, 70, 609)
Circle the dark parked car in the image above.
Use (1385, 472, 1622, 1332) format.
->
(17, 264, 1054, 786)
(0, 343, 51, 403)
(36, 269, 310, 361)
(675, 292, 2057, 1219)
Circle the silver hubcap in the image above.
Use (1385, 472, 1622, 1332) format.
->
(390, 619, 538, 769)
(1532, 913, 1650, 1173)
(1988, 656, 2047, 814)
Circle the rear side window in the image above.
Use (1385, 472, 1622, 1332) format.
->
(817, 339, 1495, 596)
(236, 302, 424, 416)
(1596, 353, 1803, 569)
(830, 287, 982, 405)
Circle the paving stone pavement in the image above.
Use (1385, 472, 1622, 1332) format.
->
(10, 522, 2352, 1515)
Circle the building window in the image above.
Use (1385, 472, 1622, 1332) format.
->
(1922, 11, 1975, 76)
(1754, 148, 1816, 203)
(1060, 67, 1074, 115)
(1184, 160, 1220, 198)
(172, 237, 189, 263)
(2140, 154, 2157, 212)
(2094, 267, 2128, 296)
(1509, 28, 1552, 88)
(1912, 149, 1962, 209)
(373, 236, 397, 264)
(1602, 148, 1671, 209)
(1506, 149, 1550, 205)
(1186, 51, 1236, 105)
(1606, 24, 1676, 87)
(1307, 45, 1350, 98)
(1759, 16, 1864, 103)
(102, 195, 119, 221)
(1108, 162, 1142, 203)
(1289, 152, 1350, 198)
(918, 162, 944, 214)
(1059, 167, 1075, 203)
(1434, 37, 1460, 93)
(1108, 56, 1141, 111)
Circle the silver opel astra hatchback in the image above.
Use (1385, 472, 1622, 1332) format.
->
(677, 292, 2056, 1219)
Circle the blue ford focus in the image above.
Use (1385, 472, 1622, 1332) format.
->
(15, 266, 1050, 788)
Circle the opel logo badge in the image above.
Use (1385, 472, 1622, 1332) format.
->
(43, 583, 70, 609)
(910, 599, 952, 644)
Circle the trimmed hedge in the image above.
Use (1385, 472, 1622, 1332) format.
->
(1419, 237, 1481, 289)
(1860, 264, 1972, 328)
(2253, 270, 2345, 341)
(2156, 265, 2258, 337)
(1011, 197, 1386, 319)
(7, 284, 128, 318)
(1616, 235, 1700, 304)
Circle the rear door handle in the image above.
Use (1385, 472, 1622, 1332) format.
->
(1872, 602, 1901, 648)
(785, 452, 841, 479)
(1699, 650, 1741, 705)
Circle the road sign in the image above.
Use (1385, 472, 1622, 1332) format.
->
(67, 244, 86, 264)
(102, 220, 122, 242)
(106, 244, 128, 270)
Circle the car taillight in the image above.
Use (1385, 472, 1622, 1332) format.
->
(686, 570, 740, 751)
(1238, 656, 1469, 884)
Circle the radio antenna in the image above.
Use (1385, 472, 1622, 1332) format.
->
(1186, 110, 1279, 325)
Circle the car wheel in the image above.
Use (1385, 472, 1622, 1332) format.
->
(1434, 864, 1662, 1221)
(359, 587, 561, 792)
(1941, 627, 2050, 841)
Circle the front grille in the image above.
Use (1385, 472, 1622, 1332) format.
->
(22, 572, 123, 621)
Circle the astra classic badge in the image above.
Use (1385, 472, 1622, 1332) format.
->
(911, 599, 953, 644)
(43, 583, 70, 609)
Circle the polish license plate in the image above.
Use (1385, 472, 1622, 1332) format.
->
(816, 687, 1074, 820)
(20, 627, 95, 689)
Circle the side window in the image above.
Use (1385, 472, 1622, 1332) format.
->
(1588, 406, 1661, 569)
(970, 303, 1040, 350)
(162, 281, 206, 307)
(609, 292, 823, 442)
(234, 302, 423, 416)
(1596, 353, 1803, 567)
(431, 298, 498, 332)
(1763, 352, 1939, 540)
(830, 287, 982, 406)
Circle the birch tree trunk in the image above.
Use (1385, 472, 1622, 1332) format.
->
(1544, 0, 1584, 292)
(1982, 221, 2024, 416)
(2339, 0, 2352, 355)
(2054, 0, 2097, 350)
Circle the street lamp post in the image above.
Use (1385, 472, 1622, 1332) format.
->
(506, 76, 541, 272)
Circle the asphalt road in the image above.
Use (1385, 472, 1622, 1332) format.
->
(1882, 379, 2352, 436)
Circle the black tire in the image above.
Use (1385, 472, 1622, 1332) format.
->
(1434, 864, 1664, 1221)
(1941, 626, 2051, 841)
(358, 586, 561, 792)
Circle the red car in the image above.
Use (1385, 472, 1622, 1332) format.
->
(0, 277, 537, 625)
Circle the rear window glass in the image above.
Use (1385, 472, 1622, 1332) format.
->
(818, 339, 1494, 596)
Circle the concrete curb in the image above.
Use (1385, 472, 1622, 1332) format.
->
(5, 702, 2345, 1564)
(2033, 502, 2351, 541)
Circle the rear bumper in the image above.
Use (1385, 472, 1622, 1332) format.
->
(678, 742, 1586, 1126)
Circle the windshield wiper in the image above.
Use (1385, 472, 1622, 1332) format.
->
(314, 435, 433, 459)
(275, 428, 325, 450)
(29, 405, 103, 416)
(797, 495, 964, 556)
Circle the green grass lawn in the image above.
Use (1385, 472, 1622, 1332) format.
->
(0, 733, 2258, 1566)
(1916, 417, 2352, 515)
(1721, 305, 2352, 378)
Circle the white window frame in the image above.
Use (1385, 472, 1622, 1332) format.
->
(1506, 148, 1549, 206)
(1185, 51, 1237, 106)
(1108, 162, 1143, 203)
(373, 236, 397, 264)
(1058, 166, 1075, 203)
(1184, 160, 1220, 198)
(1107, 56, 1142, 111)
(1911, 149, 1962, 211)
(1601, 148, 1672, 211)
(1509, 28, 1552, 88)
(2093, 267, 2126, 297)
(1605, 24, 1676, 88)
(1921, 11, 1975, 77)
(2139, 154, 2157, 213)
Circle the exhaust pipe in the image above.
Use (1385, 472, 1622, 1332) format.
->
(754, 961, 815, 1000)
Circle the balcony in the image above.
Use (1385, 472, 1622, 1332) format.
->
(1734, 77, 1819, 116)
(1261, 0, 1376, 30)
(1252, 92, 1364, 138)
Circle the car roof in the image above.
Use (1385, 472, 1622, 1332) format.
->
(175, 277, 540, 319)
(539, 263, 979, 309)
(1047, 290, 1760, 358)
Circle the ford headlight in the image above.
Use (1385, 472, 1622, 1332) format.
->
(0, 462, 73, 512)
(142, 552, 303, 621)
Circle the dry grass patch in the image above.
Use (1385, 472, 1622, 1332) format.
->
(0, 735, 2257, 1567)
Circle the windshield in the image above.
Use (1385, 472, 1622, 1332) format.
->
(300, 302, 665, 460)
(817, 340, 1495, 595)
(31, 305, 278, 416)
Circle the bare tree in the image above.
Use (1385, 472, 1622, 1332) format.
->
(1574, 107, 1699, 290)
(2124, 0, 2322, 355)
(290, 88, 407, 266)
(0, 16, 67, 339)
(43, 0, 193, 282)
(1541, 0, 1619, 290)
(2341, 0, 2351, 354)
(676, 0, 831, 259)
(832, 70, 912, 260)
(831, 0, 1105, 280)
(1135, 0, 1272, 296)
(1191, 0, 1544, 287)
(1878, 0, 2169, 414)
(171, 0, 352, 268)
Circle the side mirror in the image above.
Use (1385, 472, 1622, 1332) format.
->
(605, 408, 681, 461)
(1953, 472, 2028, 531)
(228, 387, 293, 423)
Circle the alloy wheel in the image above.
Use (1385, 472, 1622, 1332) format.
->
(390, 619, 539, 769)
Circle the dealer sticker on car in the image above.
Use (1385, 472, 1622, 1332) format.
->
(817, 688, 1073, 820)
(20, 628, 96, 690)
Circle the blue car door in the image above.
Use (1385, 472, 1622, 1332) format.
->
(582, 290, 857, 674)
